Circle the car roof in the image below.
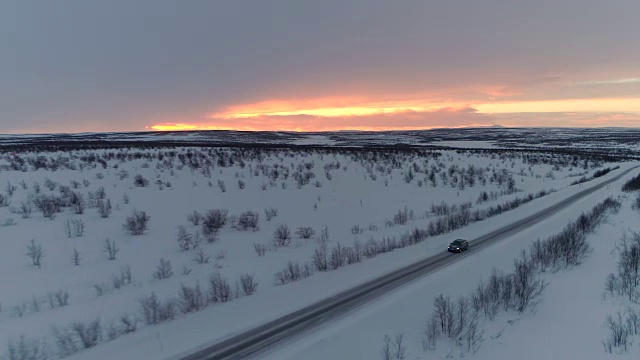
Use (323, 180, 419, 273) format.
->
(451, 239, 466, 243)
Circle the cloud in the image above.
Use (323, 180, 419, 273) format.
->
(578, 77, 640, 85)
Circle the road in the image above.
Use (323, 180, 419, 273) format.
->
(179, 165, 638, 360)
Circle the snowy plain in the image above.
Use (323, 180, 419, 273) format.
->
(0, 144, 633, 360)
(261, 167, 640, 360)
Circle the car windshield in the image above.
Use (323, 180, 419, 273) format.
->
(451, 240, 464, 245)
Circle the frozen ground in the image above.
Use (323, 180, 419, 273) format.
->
(0, 145, 631, 359)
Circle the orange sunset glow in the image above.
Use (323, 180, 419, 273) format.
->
(150, 95, 640, 132)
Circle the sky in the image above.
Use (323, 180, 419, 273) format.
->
(3, 0, 640, 134)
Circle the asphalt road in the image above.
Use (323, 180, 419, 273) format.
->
(179, 165, 639, 360)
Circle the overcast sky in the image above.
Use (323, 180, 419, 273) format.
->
(3, 0, 640, 133)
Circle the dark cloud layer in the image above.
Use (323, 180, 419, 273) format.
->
(2, 1, 640, 132)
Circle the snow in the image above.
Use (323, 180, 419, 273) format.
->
(0, 145, 634, 360)
(430, 140, 498, 149)
(261, 167, 640, 360)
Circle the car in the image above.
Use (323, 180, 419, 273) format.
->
(448, 239, 469, 253)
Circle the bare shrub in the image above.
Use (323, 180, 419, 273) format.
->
(123, 210, 150, 235)
(0, 194, 9, 207)
(107, 315, 137, 341)
(275, 261, 313, 285)
(239, 274, 259, 296)
(603, 313, 630, 353)
(423, 317, 440, 350)
(233, 211, 260, 231)
(512, 251, 545, 313)
(139, 293, 176, 325)
(32, 195, 60, 219)
(253, 243, 267, 257)
(296, 226, 315, 239)
(133, 174, 149, 187)
(381, 333, 408, 360)
(178, 282, 207, 314)
(97, 199, 112, 218)
(264, 207, 278, 221)
(393, 207, 410, 225)
(217, 180, 226, 192)
(610, 232, 640, 302)
(273, 224, 292, 247)
(71, 318, 102, 349)
(176, 225, 194, 251)
(202, 209, 228, 238)
(43, 178, 57, 191)
(26, 240, 44, 269)
(18, 202, 31, 219)
(65, 219, 85, 238)
(346, 241, 363, 264)
(71, 249, 81, 266)
(5, 335, 50, 360)
(103, 239, 119, 261)
(208, 273, 233, 303)
(47, 289, 69, 308)
(329, 242, 347, 270)
(51, 326, 78, 357)
(312, 241, 329, 272)
(193, 248, 210, 264)
(69, 192, 85, 214)
(187, 211, 202, 226)
(464, 311, 482, 352)
(351, 224, 363, 234)
(112, 266, 133, 289)
(153, 258, 174, 280)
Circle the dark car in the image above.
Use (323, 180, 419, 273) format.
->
(448, 239, 469, 253)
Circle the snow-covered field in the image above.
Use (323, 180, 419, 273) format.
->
(0, 145, 631, 359)
(261, 167, 640, 360)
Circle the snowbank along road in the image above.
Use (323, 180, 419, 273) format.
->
(177, 164, 640, 360)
